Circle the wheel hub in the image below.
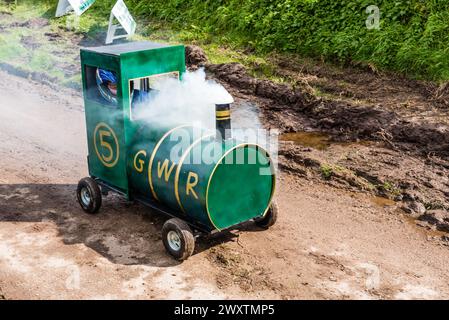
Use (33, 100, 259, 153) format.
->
(80, 187, 91, 206)
(167, 230, 181, 251)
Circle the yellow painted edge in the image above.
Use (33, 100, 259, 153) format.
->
(174, 133, 215, 213)
(216, 110, 231, 117)
(205, 143, 277, 231)
(148, 125, 190, 202)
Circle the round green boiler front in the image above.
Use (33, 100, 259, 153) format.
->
(127, 122, 275, 231)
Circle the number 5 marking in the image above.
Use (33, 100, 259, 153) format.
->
(99, 130, 113, 162)
(94, 123, 119, 168)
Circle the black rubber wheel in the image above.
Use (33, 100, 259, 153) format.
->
(77, 177, 102, 214)
(255, 201, 278, 229)
(162, 218, 195, 261)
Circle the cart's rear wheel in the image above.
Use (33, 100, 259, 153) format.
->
(255, 200, 278, 229)
(162, 218, 195, 261)
(77, 177, 102, 214)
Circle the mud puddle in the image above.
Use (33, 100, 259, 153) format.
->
(280, 131, 375, 151)
(403, 213, 449, 243)
(371, 197, 396, 208)
(280, 132, 331, 150)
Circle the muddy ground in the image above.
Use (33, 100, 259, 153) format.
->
(203, 50, 449, 219)
(1, 14, 449, 300)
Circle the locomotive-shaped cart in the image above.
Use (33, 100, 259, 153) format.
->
(77, 41, 277, 260)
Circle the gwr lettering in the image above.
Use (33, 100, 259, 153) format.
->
(133, 150, 147, 173)
(186, 172, 199, 199)
(156, 160, 199, 200)
(157, 159, 176, 182)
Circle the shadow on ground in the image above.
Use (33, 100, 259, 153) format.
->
(0, 184, 264, 268)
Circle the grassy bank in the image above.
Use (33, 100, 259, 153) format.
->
(2, 0, 448, 84)
(0, 1, 109, 87)
(125, 0, 449, 82)
(0, 0, 289, 86)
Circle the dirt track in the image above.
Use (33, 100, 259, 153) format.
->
(1, 69, 449, 300)
(1, 9, 449, 300)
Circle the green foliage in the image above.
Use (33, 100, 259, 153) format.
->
(378, 181, 401, 196)
(10, 0, 449, 81)
(320, 164, 334, 180)
(123, 0, 449, 81)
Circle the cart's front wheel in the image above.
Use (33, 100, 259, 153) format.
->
(77, 177, 102, 214)
(162, 218, 195, 261)
(255, 200, 278, 229)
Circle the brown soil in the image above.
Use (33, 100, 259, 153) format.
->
(195, 46, 449, 220)
(1, 28, 449, 299)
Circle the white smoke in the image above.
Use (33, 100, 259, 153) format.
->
(132, 68, 275, 154)
(133, 68, 233, 129)
(82, 66, 277, 170)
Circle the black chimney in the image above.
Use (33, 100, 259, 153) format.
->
(215, 103, 232, 140)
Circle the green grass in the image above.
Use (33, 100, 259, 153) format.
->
(378, 181, 401, 197)
(140, 19, 285, 82)
(122, 0, 449, 82)
(0, 0, 105, 87)
(320, 164, 334, 180)
(0, 33, 28, 62)
(3, 0, 448, 84)
(0, 0, 287, 85)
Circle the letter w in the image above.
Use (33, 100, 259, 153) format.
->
(157, 159, 176, 182)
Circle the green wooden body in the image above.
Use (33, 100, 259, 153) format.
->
(81, 42, 186, 194)
(80, 41, 275, 232)
(127, 123, 275, 231)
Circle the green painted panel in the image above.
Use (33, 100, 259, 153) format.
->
(207, 146, 274, 230)
(177, 138, 228, 228)
(121, 45, 186, 81)
(80, 42, 186, 198)
(126, 121, 161, 198)
(126, 124, 275, 231)
(84, 100, 128, 191)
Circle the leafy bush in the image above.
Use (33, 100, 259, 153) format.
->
(123, 0, 449, 81)
(29, 0, 449, 81)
